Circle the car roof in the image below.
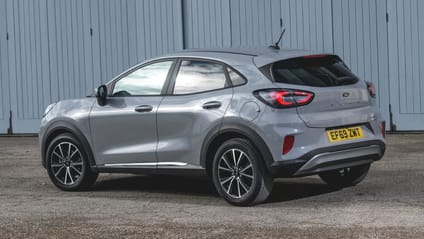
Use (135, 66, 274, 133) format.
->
(159, 47, 328, 67)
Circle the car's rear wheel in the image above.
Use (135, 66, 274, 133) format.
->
(212, 138, 273, 206)
(319, 163, 371, 188)
(46, 133, 98, 191)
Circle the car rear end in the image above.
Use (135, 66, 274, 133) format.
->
(252, 53, 386, 177)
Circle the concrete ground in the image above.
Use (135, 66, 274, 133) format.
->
(0, 134, 423, 239)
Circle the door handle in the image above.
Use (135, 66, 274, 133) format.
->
(134, 105, 153, 112)
(202, 101, 222, 109)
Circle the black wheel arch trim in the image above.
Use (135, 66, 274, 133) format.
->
(41, 121, 97, 172)
(201, 120, 274, 174)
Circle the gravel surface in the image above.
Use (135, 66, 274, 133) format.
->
(0, 134, 423, 238)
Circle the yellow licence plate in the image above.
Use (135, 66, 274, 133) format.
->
(326, 126, 364, 142)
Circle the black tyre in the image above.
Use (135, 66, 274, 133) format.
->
(46, 133, 98, 191)
(319, 163, 371, 188)
(212, 138, 273, 206)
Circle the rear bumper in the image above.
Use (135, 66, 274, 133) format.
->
(268, 140, 385, 177)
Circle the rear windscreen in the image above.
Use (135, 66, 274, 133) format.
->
(270, 55, 359, 87)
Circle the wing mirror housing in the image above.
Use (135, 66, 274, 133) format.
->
(96, 85, 108, 106)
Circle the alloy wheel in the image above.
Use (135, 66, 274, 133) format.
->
(217, 148, 254, 198)
(50, 142, 84, 185)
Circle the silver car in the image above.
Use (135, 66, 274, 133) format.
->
(39, 48, 386, 206)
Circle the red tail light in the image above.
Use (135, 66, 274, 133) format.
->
(366, 82, 376, 98)
(254, 89, 314, 108)
(282, 135, 295, 155)
(381, 121, 386, 138)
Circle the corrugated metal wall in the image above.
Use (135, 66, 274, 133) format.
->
(183, 0, 389, 123)
(387, 0, 424, 130)
(228, 0, 278, 47)
(332, 0, 390, 128)
(182, 0, 422, 130)
(0, 0, 423, 133)
(183, 0, 333, 52)
(0, 0, 8, 133)
(4, 0, 50, 133)
(0, 0, 183, 133)
(277, 0, 333, 52)
(183, 0, 231, 48)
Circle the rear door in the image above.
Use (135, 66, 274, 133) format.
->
(270, 55, 374, 128)
(156, 59, 233, 168)
(89, 60, 175, 166)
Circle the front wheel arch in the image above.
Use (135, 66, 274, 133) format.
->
(46, 132, 98, 190)
(42, 122, 97, 172)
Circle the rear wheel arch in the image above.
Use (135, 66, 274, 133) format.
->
(202, 123, 274, 177)
(211, 138, 273, 205)
(42, 122, 97, 171)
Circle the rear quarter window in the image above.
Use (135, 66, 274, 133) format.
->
(227, 67, 247, 86)
(269, 55, 359, 87)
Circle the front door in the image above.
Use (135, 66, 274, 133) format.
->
(89, 60, 174, 166)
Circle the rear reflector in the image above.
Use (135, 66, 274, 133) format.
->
(254, 89, 314, 108)
(282, 135, 295, 155)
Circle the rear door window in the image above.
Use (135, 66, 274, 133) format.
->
(271, 55, 358, 87)
(173, 60, 228, 95)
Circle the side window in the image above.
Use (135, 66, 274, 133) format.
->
(112, 61, 173, 96)
(173, 60, 227, 95)
(227, 67, 247, 86)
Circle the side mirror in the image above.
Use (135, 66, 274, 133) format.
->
(96, 85, 108, 106)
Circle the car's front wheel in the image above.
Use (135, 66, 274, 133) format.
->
(319, 163, 371, 188)
(212, 138, 273, 206)
(46, 133, 98, 191)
